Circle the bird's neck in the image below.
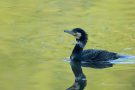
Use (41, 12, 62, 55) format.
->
(71, 33, 88, 58)
(72, 41, 86, 55)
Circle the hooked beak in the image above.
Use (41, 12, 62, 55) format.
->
(64, 30, 75, 36)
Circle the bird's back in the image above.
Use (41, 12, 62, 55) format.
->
(81, 49, 119, 62)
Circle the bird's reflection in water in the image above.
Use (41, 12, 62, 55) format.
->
(66, 60, 113, 90)
(65, 56, 135, 90)
(81, 60, 113, 68)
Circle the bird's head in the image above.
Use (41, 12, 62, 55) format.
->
(64, 28, 88, 43)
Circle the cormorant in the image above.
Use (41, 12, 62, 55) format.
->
(64, 28, 127, 90)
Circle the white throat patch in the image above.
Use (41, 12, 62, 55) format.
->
(76, 32, 81, 39)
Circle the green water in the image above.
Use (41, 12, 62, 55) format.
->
(0, 0, 135, 90)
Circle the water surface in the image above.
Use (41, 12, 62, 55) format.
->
(0, 0, 135, 90)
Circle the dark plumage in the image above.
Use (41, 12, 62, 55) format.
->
(64, 28, 121, 68)
(81, 49, 119, 68)
(81, 49, 119, 61)
(64, 28, 124, 90)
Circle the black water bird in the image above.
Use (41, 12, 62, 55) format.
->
(64, 28, 125, 90)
